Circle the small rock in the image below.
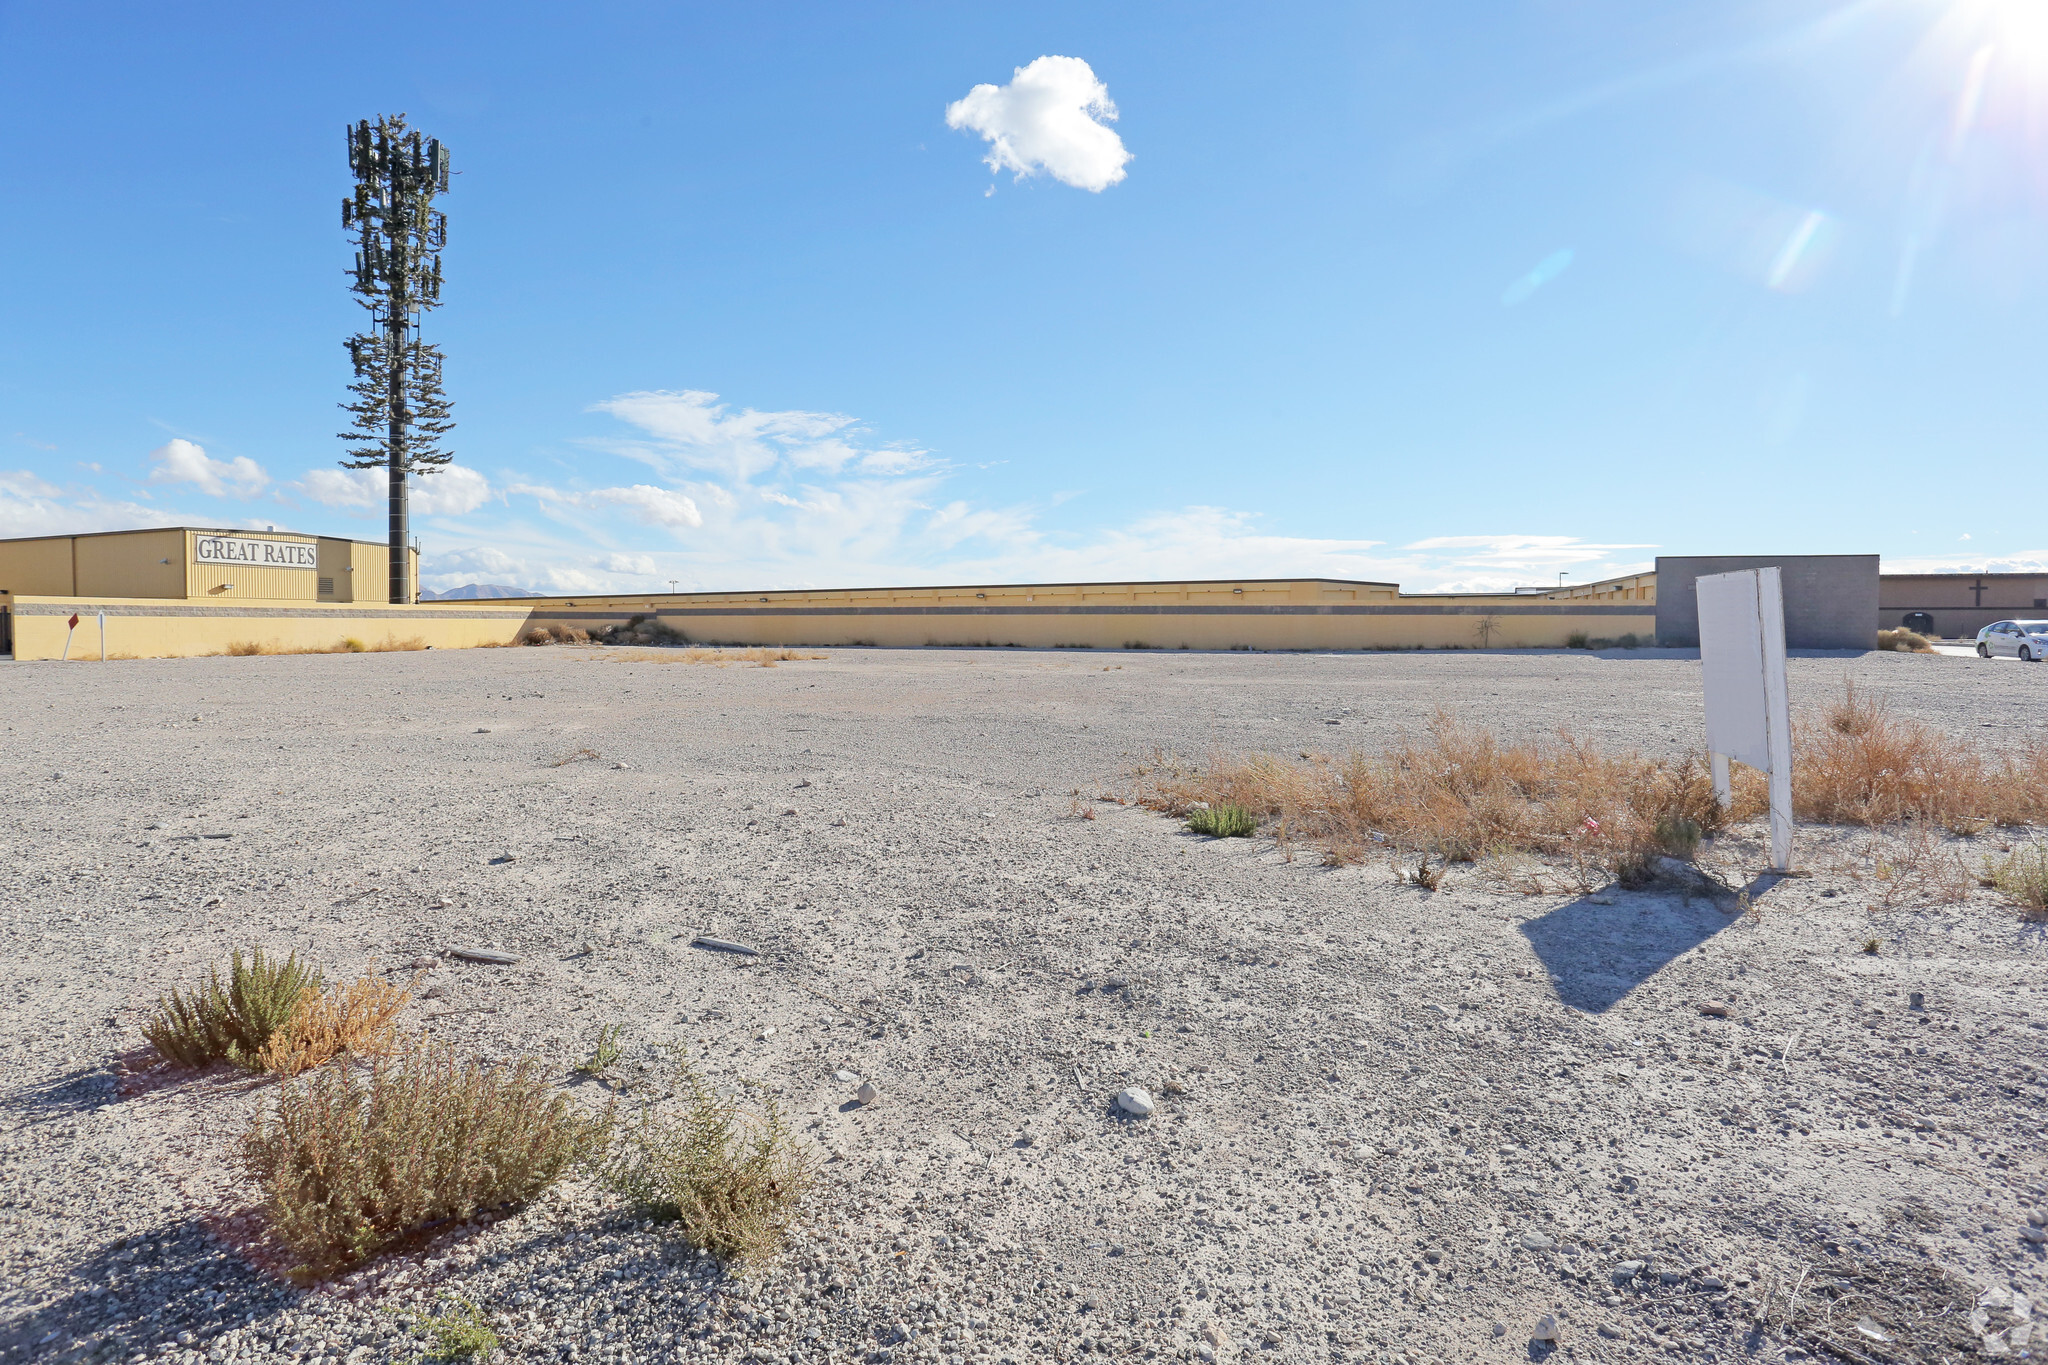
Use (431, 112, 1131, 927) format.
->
(612, 761, 632, 770)
(1699, 1275, 1726, 1290)
(1613, 1260, 1645, 1283)
(833, 1069, 861, 1083)
(759, 1026, 776, 1039)
(1909, 992, 1925, 1011)
(1698, 1002, 1731, 1018)
(1490, 1323, 1506, 1338)
(794, 779, 812, 789)
(1597, 1324, 1623, 1340)
(2028, 1210, 2047, 1228)
(1115, 1087, 1156, 1118)
(203, 896, 223, 908)
(2023, 1226, 2047, 1245)
(1520, 1231, 1556, 1251)
(1531, 1314, 1559, 1344)
(691, 937, 760, 957)
(782, 808, 798, 816)
(407, 956, 439, 971)
(422, 985, 449, 1000)
(474, 727, 490, 733)
(855, 1080, 879, 1105)
(488, 853, 516, 865)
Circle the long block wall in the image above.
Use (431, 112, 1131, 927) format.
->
(2, 597, 533, 660)
(3, 578, 1660, 661)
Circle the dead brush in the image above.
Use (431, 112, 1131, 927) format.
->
(242, 1040, 611, 1282)
(601, 1060, 813, 1266)
(545, 747, 603, 768)
(1134, 714, 1758, 887)
(1792, 682, 2046, 830)
(143, 948, 323, 1070)
(1876, 627, 1936, 653)
(255, 967, 416, 1078)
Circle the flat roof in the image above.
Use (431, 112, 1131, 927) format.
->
(0, 526, 389, 548)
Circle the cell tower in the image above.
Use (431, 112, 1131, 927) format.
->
(338, 114, 454, 605)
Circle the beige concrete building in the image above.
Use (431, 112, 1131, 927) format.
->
(1880, 571, 2048, 639)
(0, 526, 415, 604)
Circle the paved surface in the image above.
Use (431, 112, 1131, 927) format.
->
(1, 644, 2043, 1365)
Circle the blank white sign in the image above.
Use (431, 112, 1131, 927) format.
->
(1695, 566, 1793, 872)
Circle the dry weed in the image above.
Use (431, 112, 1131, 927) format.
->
(256, 968, 415, 1078)
(220, 636, 427, 657)
(602, 1062, 813, 1266)
(242, 1041, 611, 1282)
(545, 747, 603, 768)
(1134, 714, 1756, 886)
(1876, 627, 1935, 652)
(1987, 843, 2048, 914)
(1793, 682, 2046, 830)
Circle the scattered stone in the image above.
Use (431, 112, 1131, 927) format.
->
(2028, 1210, 2047, 1227)
(1613, 1260, 1645, 1283)
(855, 1080, 879, 1105)
(612, 761, 631, 770)
(1115, 1087, 1156, 1118)
(833, 1069, 861, 1083)
(202, 896, 222, 908)
(488, 853, 516, 865)
(1490, 1323, 1507, 1338)
(422, 985, 448, 1000)
(1698, 1002, 1731, 1018)
(1520, 1231, 1556, 1251)
(1597, 1324, 1622, 1339)
(690, 937, 760, 956)
(406, 956, 439, 971)
(474, 727, 490, 733)
(1531, 1314, 1560, 1344)
(2023, 1226, 2047, 1245)
(1699, 1275, 1725, 1290)
(448, 946, 519, 965)
(1909, 992, 1926, 1011)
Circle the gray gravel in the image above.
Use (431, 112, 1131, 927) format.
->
(2, 644, 2045, 1365)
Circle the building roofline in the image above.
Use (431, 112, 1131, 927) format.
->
(0, 526, 395, 549)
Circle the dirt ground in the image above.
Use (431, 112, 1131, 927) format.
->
(2, 644, 2044, 1365)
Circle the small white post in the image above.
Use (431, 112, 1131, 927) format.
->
(1710, 752, 1731, 810)
(98, 611, 107, 662)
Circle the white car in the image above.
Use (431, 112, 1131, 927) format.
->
(1976, 620, 2048, 660)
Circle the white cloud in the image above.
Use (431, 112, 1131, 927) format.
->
(0, 469, 186, 540)
(1881, 552, 2048, 575)
(292, 464, 492, 517)
(587, 484, 703, 528)
(945, 56, 1132, 192)
(147, 439, 268, 498)
(591, 390, 865, 483)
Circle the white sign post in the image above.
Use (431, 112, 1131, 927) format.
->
(1696, 567, 1793, 872)
(97, 611, 106, 662)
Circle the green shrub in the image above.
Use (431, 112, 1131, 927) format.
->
(411, 1296, 499, 1360)
(1565, 631, 1590, 649)
(1617, 632, 1641, 649)
(1654, 815, 1703, 860)
(242, 1042, 610, 1282)
(603, 1064, 812, 1266)
(1187, 803, 1257, 838)
(143, 948, 323, 1070)
(1989, 844, 2048, 913)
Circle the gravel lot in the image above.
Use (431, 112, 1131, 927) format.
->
(2, 644, 2044, 1365)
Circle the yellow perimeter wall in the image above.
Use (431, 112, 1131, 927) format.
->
(2, 576, 1657, 661)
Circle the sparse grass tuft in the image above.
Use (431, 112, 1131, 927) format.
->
(411, 1296, 500, 1360)
(545, 747, 603, 768)
(1186, 803, 1257, 838)
(1862, 937, 1882, 955)
(143, 948, 324, 1070)
(242, 1041, 610, 1282)
(603, 1062, 813, 1267)
(1987, 843, 2048, 913)
(218, 636, 426, 656)
(1877, 627, 1935, 653)
(256, 968, 415, 1078)
(1564, 631, 1590, 649)
(579, 1024, 624, 1077)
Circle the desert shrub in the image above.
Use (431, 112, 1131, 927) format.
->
(1988, 844, 2048, 913)
(1654, 815, 1703, 860)
(1876, 628, 1935, 653)
(410, 1296, 500, 1361)
(256, 968, 415, 1078)
(1793, 682, 2046, 830)
(242, 1042, 610, 1282)
(143, 948, 323, 1070)
(1564, 631, 1590, 649)
(342, 637, 368, 653)
(603, 1064, 812, 1266)
(1136, 715, 1756, 886)
(546, 623, 590, 645)
(1617, 632, 1640, 649)
(521, 628, 552, 646)
(1187, 803, 1257, 838)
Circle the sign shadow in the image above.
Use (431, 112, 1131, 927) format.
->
(1518, 891, 1740, 1015)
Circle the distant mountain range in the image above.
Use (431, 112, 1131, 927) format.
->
(420, 583, 541, 600)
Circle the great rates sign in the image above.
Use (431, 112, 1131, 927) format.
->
(193, 535, 318, 570)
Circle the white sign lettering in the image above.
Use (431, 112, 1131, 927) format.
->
(193, 535, 318, 571)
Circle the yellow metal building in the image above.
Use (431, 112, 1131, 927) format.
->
(0, 526, 415, 603)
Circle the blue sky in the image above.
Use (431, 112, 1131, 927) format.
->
(2, 0, 2043, 593)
